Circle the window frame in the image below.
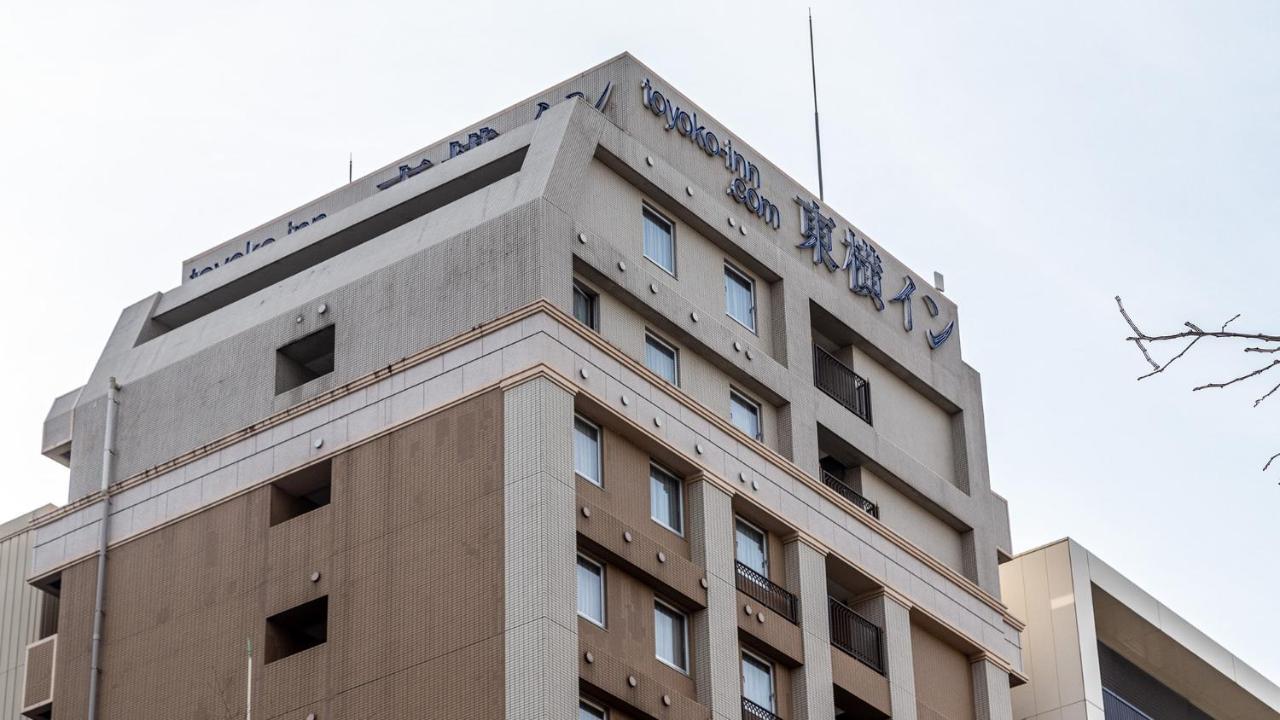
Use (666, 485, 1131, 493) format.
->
(641, 204, 677, 277)
(729, 388, 763, 442)
(572, 280, 599, 331)
(649, 462, 685, 536)
(573, 414, 603, 487)
(740, 648, 777, 713)
(576, 554, 606, 627)
(723, 261, 758, 333)
(653, 598, 690, 674)
(579, 699, 608, 720)
(644, 331, 680, 386)
(735, 516, 769, 577)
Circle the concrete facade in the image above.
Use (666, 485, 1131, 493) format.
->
(0, 506, 56, 720)
(1000, 539, 1280, 720)
(24, 53, 1024, 719)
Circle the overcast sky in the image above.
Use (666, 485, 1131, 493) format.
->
(2, 0, 1276, 684)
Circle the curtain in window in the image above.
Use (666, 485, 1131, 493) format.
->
(574, 418, 600, 483)
(576, 558, 603, 623)
(735, 521, 767, 575)
(742, 655, 774, 710)
(724, 269, 755, 329)
(643, 213, 675, 273)
(654, 605, 686, 669)
(650, 467, 682, 532)
(645, 338, 678, 384)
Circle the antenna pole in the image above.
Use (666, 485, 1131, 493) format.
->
(348, 153, 353, 183)
(808, 8, 825, 200)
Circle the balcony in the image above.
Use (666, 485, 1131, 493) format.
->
(742, 697, 782, 720)
(21, 634, 56, 719)
(735, 561, 797, 623)
(821, 471, 879, 519)
(1103, 689, 1153, 720)
(829, 597, 883, 674)
(813, 346, 872, 425)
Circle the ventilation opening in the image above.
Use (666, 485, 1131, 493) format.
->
(276, 325, 335, 393)
(269, 460, 332, 527)
(265, 596, 328, 663)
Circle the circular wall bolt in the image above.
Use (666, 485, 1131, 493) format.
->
(649, 283, 658, 294)
(695, 443, 704, 455)
(657, 551, 667, 563)
(700, 577, 709, 589)
(617, 261, 626, 272)
(690, 312, 699, 322)
(624, 531, 633, 543)
(307, 714, 317, 720)
(582, 507, 592, 518)
(585, 651, 595, 663)
(728, 217, 736, 227)
(628, 675, 638, 688)
(645, 156, 654, 167)
(578, 232, 587, 243)
(685, 186, 693, 196)
(313, 438, 324, 449)
(663, 695, 672, 706)
(746, 350, 754, 361)
(739, 225, 747, 236)
(621, 395, 630, 406)
(317, 303, 328, 315)
(295, 315, 304, 324)
(751, 480, 760, 491)
(653, 417, 662, 428)
(744, 605, 753, 615)
(738, 472, 747, 484)
(310, 571, 321, 582)
(757, 612, 765, 623)
(580, 368, 589, 379)
(733, 341, 742, 352)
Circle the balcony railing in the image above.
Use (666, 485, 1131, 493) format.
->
(742, 697, 782, 720)
(1102, 689, 1153, 720)
(813, 346, 872, 425)
(22, 634, 56, 719)
(735, 561, 797, 623)
(821, 470, 879, 519)
(829, 597, 884, 674)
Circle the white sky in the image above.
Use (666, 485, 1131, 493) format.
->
(2, 0, 1276, 684)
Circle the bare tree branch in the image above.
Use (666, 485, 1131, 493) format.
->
(1255, 380, 1280, 408)
(1192, 359, 1280, 393)
(1266, 452, 1280, 473)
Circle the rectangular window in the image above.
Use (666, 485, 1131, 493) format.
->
(729, 390, 762, 441)
(573, 281, 598, 330)
(649, 464, 683, 535)
(642, 206, 676, 275)
(574, 415, 602, 486)
(654, 600, 688, 672)
(735, 518, 768, 576)
(264, 596, 328, 664)
(579, 700, 607, 720)
(724, 263, 757, 332)
(276, 325, 336, 394)
(268, 459, 332, 527)
(741, 651, 776, 712)
(644, 333, 679, 385)
(577, 555, 605, 626)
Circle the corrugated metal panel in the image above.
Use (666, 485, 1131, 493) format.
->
(0, 510, 47, 720)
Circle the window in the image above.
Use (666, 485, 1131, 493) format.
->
(264, 596, 328, 663)
(276, 325, 336, 393)
(729, 390, 762, 441)
(649, 464, 683, 535)
(577, 555, 605, 626)
(579, 700, 607, 720)
(741, 651, 776, 712)
(269, 459, 332, 527)
(644, 333, 679, 385)
(642, 206, 676, 275)
(654, 600, 688, 672)
(574, 415, 602, 486)
(573, 281, 598, 330)
(724, 263, 757, 332)
(735, 518, 768, 576)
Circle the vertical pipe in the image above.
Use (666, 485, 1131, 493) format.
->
(86, 377, 119, 720)
(246, 638, 253, 720)
(809, 9, 825, 200)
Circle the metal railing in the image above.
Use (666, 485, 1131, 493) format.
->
(735, 561, 797, 623)
(742, 697, 782, 720)
(829, 597, 884, 674)
(1102, 688, 1153, 720)
(821, 470, 879, 519)
(813, 346, 872, 425)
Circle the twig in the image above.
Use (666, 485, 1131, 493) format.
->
(1192, 359, 1280, 392)
(1115, 296, 1161, 371)
(1265, 452, 1280, 473)
(1255, 380, 1280, 408)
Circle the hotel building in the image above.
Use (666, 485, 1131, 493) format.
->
(20, 53, 1026, 720)
(1000, 539, 1279, 720)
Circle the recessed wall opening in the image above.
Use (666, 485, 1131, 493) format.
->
(275, 325, 335, 394)
(265, 596, 329, 663)
(269, 459, 332, 527)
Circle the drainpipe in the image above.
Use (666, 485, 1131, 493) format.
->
(87, 377, 119, 720)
